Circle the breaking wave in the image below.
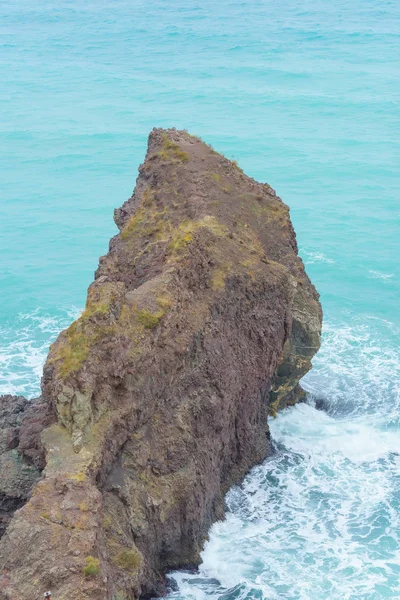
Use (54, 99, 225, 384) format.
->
(167, 316, 400, 600)
(0, 308, 80, 398)
(1, 311, 399, 599)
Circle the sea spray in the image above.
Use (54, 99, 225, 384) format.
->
(0, 308, 80, 397)
(167, 317, 400, 600)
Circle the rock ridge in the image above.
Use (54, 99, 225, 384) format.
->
(0, 129, 322, 599)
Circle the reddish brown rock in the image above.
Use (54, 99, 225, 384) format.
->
(0, 129, 321, 599)
(0, 395, 54, 539)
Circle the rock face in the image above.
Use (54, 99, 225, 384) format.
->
(0, 129, 322, 599)
(0, 395, 54, 538)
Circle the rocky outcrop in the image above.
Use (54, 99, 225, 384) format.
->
(0, 395, 54, 538)
(0, 129, 322, 600)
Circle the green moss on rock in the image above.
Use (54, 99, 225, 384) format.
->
(137, 309, 164, 329)
(156, 133, 189, 163)
(51, 322, 94, 379)
(121, 208, 147, 240)
(114, 549, 142, 572)
(82, 555, 101, 577)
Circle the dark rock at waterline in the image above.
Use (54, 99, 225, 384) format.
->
(0, 129, 322, 599)
(314, 396, 330, 411)
(0, 395, 55, 538)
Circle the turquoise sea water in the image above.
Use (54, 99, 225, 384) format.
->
(1, 1, 399, 598)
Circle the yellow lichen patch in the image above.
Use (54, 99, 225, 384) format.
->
(49, 321, 118, 380)
(142, 187, 156, 206)
(231, 159, 244, 173)
(117, 305, 147, 352)
(48, 283, 124, 379)
(269, 399, 279, 418)
(168, 215, 227, 256)
(137, 309, 164, 329)
(167, 220, 197, 253)
(248, 196, 289, 224)
(113, 548, 142, 572)
(50, 322, 95, 379)
(118, 303, 133, 322)
(157, 295, 173, 310)
(155, 133, 190, 163)
(67, 471, 87, 482)
(120, 208, 146, 240)
(82, 301, 110, 318)
(211, 267, 229, 290)
(83, 281, 124, 319)
(82, 555, 101, 577)
(119, 292, 172, 334)
(237, 223, 265, 259)
(121, 204, 171, 243)
(102, 515, 112, 530)
(39, 418, 111, 493)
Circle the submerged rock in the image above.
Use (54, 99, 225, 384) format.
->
(0, 129, 322, 599)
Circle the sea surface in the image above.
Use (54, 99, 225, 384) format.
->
(1, 1, 399, 598)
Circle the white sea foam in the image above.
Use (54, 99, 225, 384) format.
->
(368, 270, 394, 282)
(2, 308, 399, 599)
(168, 317, 400, 600)
(300, 250, 336, 265)
(0, 308, 80, 398)
(303, 320, 400, 421)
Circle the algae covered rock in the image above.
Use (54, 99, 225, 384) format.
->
(0, 129, 322, 599)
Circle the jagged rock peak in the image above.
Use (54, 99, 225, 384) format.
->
(0, 129, 322, 599)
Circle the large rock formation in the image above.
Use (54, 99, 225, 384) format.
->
(0, 129, 322, 599)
